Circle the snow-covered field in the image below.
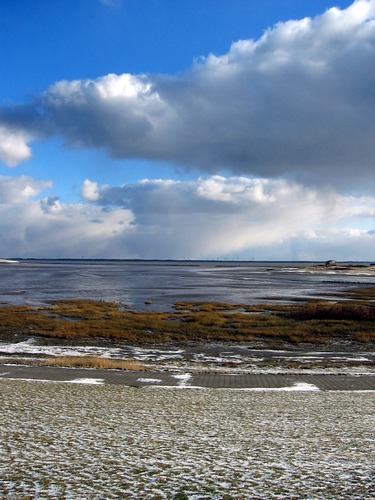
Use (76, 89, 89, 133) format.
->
(0, 380, 373, 499)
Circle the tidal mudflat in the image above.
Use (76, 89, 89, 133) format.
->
(1, 380, 374, 499)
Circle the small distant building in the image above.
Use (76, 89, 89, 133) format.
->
(325, 260, 337, 267)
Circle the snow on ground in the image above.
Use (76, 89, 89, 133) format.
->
(173, 373, 193, 386)
(67, 378, 105, 385)
(232, 382, 321, 392)
(137, 378, 163, 384)
(1, 340, 374, 375)
(1, 377, 106, 385)
(0, 338, 127, 359)
(0, 380, 373, 499)
(131, 347, 185, 362)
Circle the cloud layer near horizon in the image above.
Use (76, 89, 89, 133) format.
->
(0, 174, 374, 260)
(1, 0, 375, 190)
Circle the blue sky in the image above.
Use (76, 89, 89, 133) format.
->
(0, 0, 374, 259)
(1, 0, 354, 198)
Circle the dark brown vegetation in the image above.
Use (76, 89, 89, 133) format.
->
(0, 288, 374, 346)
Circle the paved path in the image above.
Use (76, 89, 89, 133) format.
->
(0, 364, 374, 390)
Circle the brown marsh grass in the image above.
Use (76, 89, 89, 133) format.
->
(0, 288, 374, 345)
(44, 356, 145, 370)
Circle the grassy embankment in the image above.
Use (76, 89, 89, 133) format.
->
(0, 288, 374, 348)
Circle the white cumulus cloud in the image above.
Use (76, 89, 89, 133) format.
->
(82, 179, 101, 201)
(0, 126, 33, 167)
(0, 1, 374, 191)
(0, 186, 134, 259)
(0, 173, 374, 259)
(80, 175, 375, 260)
(0, 176, 52, 203)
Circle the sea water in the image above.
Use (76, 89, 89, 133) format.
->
(0, 260, 373, 310)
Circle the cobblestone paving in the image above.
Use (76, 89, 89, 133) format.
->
(0, 363, 375, 390)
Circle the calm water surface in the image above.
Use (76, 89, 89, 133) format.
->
(0, 260, 374, 311)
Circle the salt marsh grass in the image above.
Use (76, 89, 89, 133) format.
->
(0, 291, 375, 346)
(44, 356, 145, 371)
(0, 380, 373, 498)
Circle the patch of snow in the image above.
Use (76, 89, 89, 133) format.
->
(137, 378, 162, 384)
(229, 382, 320, 392)
(0, 378, 58, 384)
(173, 373, 192, 386)
(148, 385, 207, 390)
(0, 341, 123, 358)
(131, 347, 184, 354)
(130, 346, 184, 362)
(287, 382, 320, 391)
(66, 378, 104, 385)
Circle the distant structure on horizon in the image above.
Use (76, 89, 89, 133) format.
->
(325, 260, 337, 266)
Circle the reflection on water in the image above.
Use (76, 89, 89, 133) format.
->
(0, 260, 374, 311)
